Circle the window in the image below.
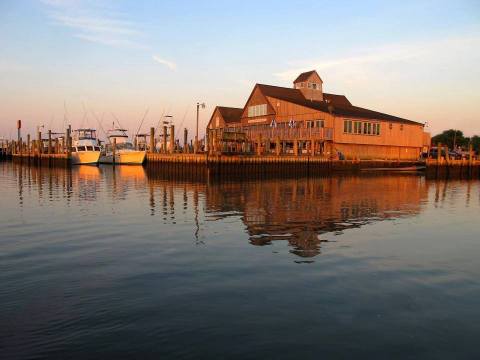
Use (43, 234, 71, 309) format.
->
(86, 146, 94, 151)
(363, 123, 368, 134)
(389, 123, 393, 130)
(306, 121, 314, 128)
(308, 82, 312, 89)
(344, 120, 353, 133)
(71, 147, 77, 152)
(94, 146, 101, 151)
(367, 123, 372, 135)
(315, 120, 324, 128)
(354, 121, 362, 134)
(400, 124, 404, 131)
(312, 83, 317, 90)
(77, 146, 86, 151)
(373, 123, 380, 135)
(247, 104, 267, 117)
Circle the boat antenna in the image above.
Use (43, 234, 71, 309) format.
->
(154, 108, 166, 134)
(91, 110, 110, 144)
(80, 102, 89, 129)
(111, 112, 126, 130)
(135, 108, 150, 138)
(63, 100, 68, 130)
(175, 107, 189, 138)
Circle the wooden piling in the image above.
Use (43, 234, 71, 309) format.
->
(112, 137, 116, 165)
(48, 130, 52, 154)
(150, 127, 155, 153)
(170, 125, 175, 154)
(37, 130, 42, 154)
(184, 128, 188, 153)
(163, 126, 168, 154)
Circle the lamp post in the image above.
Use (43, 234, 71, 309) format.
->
(195, 102, 205, 153)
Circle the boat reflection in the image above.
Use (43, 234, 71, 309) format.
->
(7, 161, 477, 259)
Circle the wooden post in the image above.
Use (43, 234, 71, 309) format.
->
(212, 132, 218, 154)
(437, 142, 442, 162)
(184, 128, 188, 153)
(163, 126, 167, 153)
(66, 127, 71, 158)
(469, 143, 473, 167)
(149, 127, 155, 153)
(55, 138, 59, 154)
(48, 130, 52, 154)
(257, 135, 262, 156)
(170, 125, 175, 154)
(293, 140, 298, 156)
(37, 130, 42, 154)
(112, 137, 116, 165)
(134, 136, 138, 150)
(27, 134, 31, 155)
(276, 137, 281, 156)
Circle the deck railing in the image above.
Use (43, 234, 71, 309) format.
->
(219, 126, 333, 141)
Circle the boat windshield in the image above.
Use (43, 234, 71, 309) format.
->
(107, 142, 134, 151)
(75, 129, 97, 140)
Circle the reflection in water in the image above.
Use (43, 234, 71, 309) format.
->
(1, 162, 480, 359)
(205, 176, 428, 257)
(6, 162, 476, 259)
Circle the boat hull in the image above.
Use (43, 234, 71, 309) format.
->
(71, 151, 101, 165)
(99, 151, 146, 165)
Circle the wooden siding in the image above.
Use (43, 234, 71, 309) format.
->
(333, 118, 425, 148)
(240, 86, 276, 124)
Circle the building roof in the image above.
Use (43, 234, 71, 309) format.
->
(217, 106, 243, 124)
(293, 70, 320, 83)
(255, 83, 422, 125)
(323, 93, 352, 107)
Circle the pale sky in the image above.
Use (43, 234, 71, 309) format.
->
(1, 0, 479, 140)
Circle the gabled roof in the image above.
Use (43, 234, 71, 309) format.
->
(294, 70, 321, 83)
(217, 106, 243, 124)
(323, 93, 352, 107)
(257, 83, 331, 112)
(254, 83, 422, 125)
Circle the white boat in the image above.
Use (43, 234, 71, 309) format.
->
(99, 128, 146, 165)
(71, 129, 101, 165)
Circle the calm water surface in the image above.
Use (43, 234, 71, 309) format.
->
(1, 162, 479, 359)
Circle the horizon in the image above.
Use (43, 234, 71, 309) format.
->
(1, 0, 479, 139)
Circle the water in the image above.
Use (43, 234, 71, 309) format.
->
(1, 162, 479, 359)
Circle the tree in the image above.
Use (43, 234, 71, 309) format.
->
(431, 129, 468, 149)
(471, 135, 480, 153)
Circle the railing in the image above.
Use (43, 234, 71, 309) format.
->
(243, 127, 333, 140)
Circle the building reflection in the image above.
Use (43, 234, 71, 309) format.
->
(204, 175, 429, 257)
(9, 162, 478, 259)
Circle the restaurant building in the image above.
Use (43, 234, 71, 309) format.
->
(207, 70, 430, 160)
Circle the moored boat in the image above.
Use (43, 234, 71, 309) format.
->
(71, 129, 101, 165)
(99, 128, 146, 165)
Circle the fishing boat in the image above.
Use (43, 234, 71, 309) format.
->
(71, 128, 102, 165)
(99, 128, 146, 165)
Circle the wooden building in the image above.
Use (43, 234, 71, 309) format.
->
(207, 70, 430, 160)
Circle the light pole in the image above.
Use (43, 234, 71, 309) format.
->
(195, 102, 205, 153)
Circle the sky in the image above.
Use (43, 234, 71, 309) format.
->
(0, 0, 479, 140)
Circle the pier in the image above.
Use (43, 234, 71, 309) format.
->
(2, 126, 479, 180)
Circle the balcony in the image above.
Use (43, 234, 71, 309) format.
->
(219, 126, 333, 141)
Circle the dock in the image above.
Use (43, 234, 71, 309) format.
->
(2, 129, 479, 180)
